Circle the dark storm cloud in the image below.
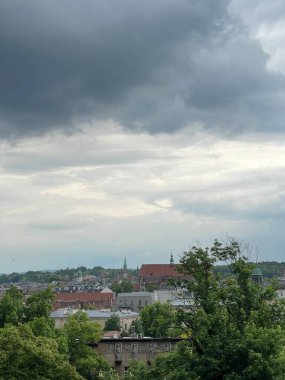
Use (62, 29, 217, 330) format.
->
(0, 0, 283, 138)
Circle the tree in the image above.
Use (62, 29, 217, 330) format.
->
(104, 314, 121, 331)
(110, 280, 133, 294)
(126, 360, 149, 379)
(0, 324, 83, 380)
(0, 287, 55, 328)
(28, 316, 56, 339)
(98, 368, 119, 379)
(149, 240, 285, 379)
(139, 302, 176, 338)
(129, 319, 144, 337)
(24, 287, 55, 322)
(0, 286, 24, 327)
(63, 310, 109, 379)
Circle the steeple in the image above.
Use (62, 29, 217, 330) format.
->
(123, 256, 127, 270)
(170, 253, 174, 265)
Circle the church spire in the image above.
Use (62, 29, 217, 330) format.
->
(123, 256, 127, 270)
(170, 253, 174, 265)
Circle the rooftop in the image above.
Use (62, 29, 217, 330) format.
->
(252, 267, 263, 276)
(139, 264, 185, 277)
(50, 309, 138, 319)
(117, 291, 152, 297)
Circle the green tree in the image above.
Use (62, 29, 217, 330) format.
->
(139, 302, 176, 338)
(0, 286, 24, 327)
(28, 316, 56, 338)
(24, 287, 55, 322)
(0, 324, 83, 380)
(129, 319, 144, 337)
(63, 310, 109, 379)
(110, 280, 133, 294)
(104, 314, 121, 331)
(149, 240, 285, 379)
(98, 368, 119, 379)
(126, 360, 149, 379)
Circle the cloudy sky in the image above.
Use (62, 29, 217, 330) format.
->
(1, 0, 285, 273)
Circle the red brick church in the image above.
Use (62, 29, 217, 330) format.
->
(138, 254, 188, 290)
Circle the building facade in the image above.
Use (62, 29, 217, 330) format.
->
(113, 291, 154, 312)
(50, 309, 138, 330)
(54, 291, 115, 310)
(93, 337, 181, 377)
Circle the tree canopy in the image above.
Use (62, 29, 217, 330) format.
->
(110, 280, 133, 294)
(0, 324, 83, 380)
(104, 314, 121, 332)
(131, 240, 285, 379)
(0, 288, 113, 379)
(139, 302, 176, 338)
(62, 310, 109, 379)
(24, 287, 55, 322)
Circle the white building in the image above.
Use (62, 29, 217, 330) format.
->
(50, 309, 138, 330)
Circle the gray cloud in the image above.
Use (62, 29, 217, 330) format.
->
(0, 0, 284, 138)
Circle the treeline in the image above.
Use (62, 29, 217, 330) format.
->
(0, 266, 138, 284)
(214, 260, 285, 278)
(1, 260, 284, 285)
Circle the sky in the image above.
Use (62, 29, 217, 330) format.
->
(1, 0, 285, 273)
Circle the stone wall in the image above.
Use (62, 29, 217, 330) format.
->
(92, 337, 181, 377)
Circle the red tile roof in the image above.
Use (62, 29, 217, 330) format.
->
(139, 264, 185, 277)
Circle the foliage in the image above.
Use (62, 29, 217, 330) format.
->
(150, 240, 285, 379)
(145, 284, 155, 292)
(0, 288, 112, 379)
(63, 310, 109, 379)
(97, 368, 119, 379)
(129, 319, 144, 337)
(104, 314, 121, 331)
(214, 261, 285, 279)
(28, 316, 56, 338)
(24, 287, 55, 322)
(126, 360, 150, 379)
(74, 355, 110, 380)
(139, 302, 176, 338)
(0, 265, 138, 284)
(0, 324, 83, 380)
(0, 286, 56, 330)
(110, 280, 133, 294)
(1, 261, 282, 285)
(0, 286, 24, 327)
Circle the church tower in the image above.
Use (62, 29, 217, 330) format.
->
(122, 256, 128, 279)
(252, 267, 263, 284)
(123, 256, 127, 270)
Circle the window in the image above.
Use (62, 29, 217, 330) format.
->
(124, 367, 129, 377)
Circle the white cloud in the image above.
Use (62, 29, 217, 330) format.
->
(0, 124, 285, 271)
